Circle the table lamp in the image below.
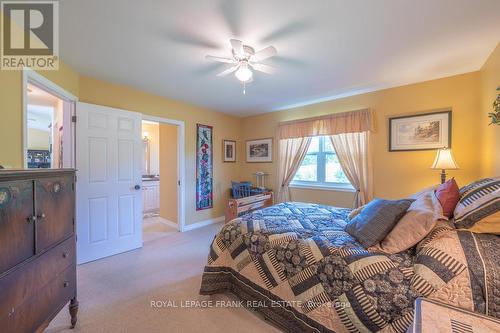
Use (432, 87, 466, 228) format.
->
(430, 148, 459, 184)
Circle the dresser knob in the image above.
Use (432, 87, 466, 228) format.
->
(63, 281, 70, 288)
(27, 215, 37, 223)
(37, 213, 46, 221)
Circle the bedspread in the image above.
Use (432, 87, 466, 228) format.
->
(200, 202, 500, 333)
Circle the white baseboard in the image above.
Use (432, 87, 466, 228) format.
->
(182, 216, 224, 232)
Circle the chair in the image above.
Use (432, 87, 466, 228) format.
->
(231, 181, 252, 198)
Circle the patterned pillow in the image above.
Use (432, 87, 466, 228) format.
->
(369, 190, 445, 254)
(435, 178, 460, 218)
(454, 178, 500, 230)
(345, 198, 414, 248)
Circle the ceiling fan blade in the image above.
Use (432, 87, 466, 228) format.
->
(216, 65, 240, 77)
(251, 46, 277, 62)
(250, 63, 276, 74)
(205, 55, 235, 64)
(230, 39, 244, 56)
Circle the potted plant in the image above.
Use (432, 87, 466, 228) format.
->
(489, 87, 500, 125)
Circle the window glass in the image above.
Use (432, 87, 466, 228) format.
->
(294, 154, 317, 181)
(292, 136, 351, 187)
(324, 137, 334, 152)
(308, 136, 319, 153)
(325, 153, 350, 183)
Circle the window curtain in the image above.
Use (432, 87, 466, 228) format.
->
(277, 137, 312, 203)
(330, 131, 373, 207)
(278, 109, 372, 140)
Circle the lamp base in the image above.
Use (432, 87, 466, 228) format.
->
(440, 169, 447, 184)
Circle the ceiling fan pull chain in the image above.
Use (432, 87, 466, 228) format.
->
(243, 81, 246, 95)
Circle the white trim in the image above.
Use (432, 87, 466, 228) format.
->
(142, 115, 186, 233)
(182, 216, 224, 232)
(290, 182, 355, 192)
(22, 68, 78, 169)
(23, 68, 78, 101)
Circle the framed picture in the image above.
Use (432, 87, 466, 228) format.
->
(223, 140, 236, 163)
(246, 138, 273, 163)
(196, 124, 213, 210)
(389, 110, 452, 151)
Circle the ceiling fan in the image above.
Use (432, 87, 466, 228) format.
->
(206, 39, 277, 92)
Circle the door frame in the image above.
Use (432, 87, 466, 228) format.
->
(22, 68, 78, 169)
(141, 115, 186, 232)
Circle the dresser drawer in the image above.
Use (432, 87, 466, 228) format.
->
(35, 175, 75, 253)
(1, 264, 76, 333)
(0, 237, 75, 319)
(0, 180, 35, 275)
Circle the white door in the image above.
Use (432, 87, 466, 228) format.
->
(76, 102, 143, 264)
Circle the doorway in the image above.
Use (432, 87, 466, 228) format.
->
(23, 69, 76, 169)
(141, 118, 183, 241)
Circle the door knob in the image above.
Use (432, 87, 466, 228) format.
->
(134, 185, 141, 190)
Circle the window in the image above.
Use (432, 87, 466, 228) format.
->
(292, 136, 352, 189)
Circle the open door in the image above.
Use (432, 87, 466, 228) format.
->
(76, 102, 143, 264)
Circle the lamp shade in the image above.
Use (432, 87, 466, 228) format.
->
(430, 148, 459, 170)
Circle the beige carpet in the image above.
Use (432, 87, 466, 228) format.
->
(45, 223, 280, 333)
(143, 216, 178, 243)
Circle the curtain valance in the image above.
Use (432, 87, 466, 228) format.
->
(277, 108, 373, 140)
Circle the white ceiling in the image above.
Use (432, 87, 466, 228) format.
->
(60, 0, 500, 117)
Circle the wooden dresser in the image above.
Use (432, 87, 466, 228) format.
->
(0, 169, 78, 333)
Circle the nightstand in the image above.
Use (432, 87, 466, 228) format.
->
(410, 298, 500, 333)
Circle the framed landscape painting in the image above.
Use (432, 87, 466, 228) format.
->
(389, 110, 451, 151)
(223, 140, 236, 163)
(196, 124, 213, 210)
(246, 138, 273, 163)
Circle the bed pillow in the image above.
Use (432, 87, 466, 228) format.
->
(348, 205, 365, 220)
(454, 177, 500, 233)
(369, 190, 446, 254)
(435, 178, 460, 218)
(345, 198, 414, 248)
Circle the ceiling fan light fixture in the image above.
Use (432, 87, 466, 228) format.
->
(235, 63, 253, 82)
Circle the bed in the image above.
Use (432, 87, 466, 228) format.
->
(199, 202, 500, 333)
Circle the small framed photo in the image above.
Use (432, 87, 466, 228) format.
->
(389, 110, 451, 151)
(223, 140, 236, 163)
(246, 138, 273, 163)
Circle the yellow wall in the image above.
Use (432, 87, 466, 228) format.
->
(241, 72, 483, 204)
(479, 43, 500, 177)
(27, 128, 50, 150)
(0, 63, 79, 168)
(0, 66, 241, 226)
(159, 123, 178, 222)
(0, 45, 496, 220)
(78, 76, 242, 225)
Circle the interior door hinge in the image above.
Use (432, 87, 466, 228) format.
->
(72, 115, 77, 123)
(178, 180, 181, 186)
